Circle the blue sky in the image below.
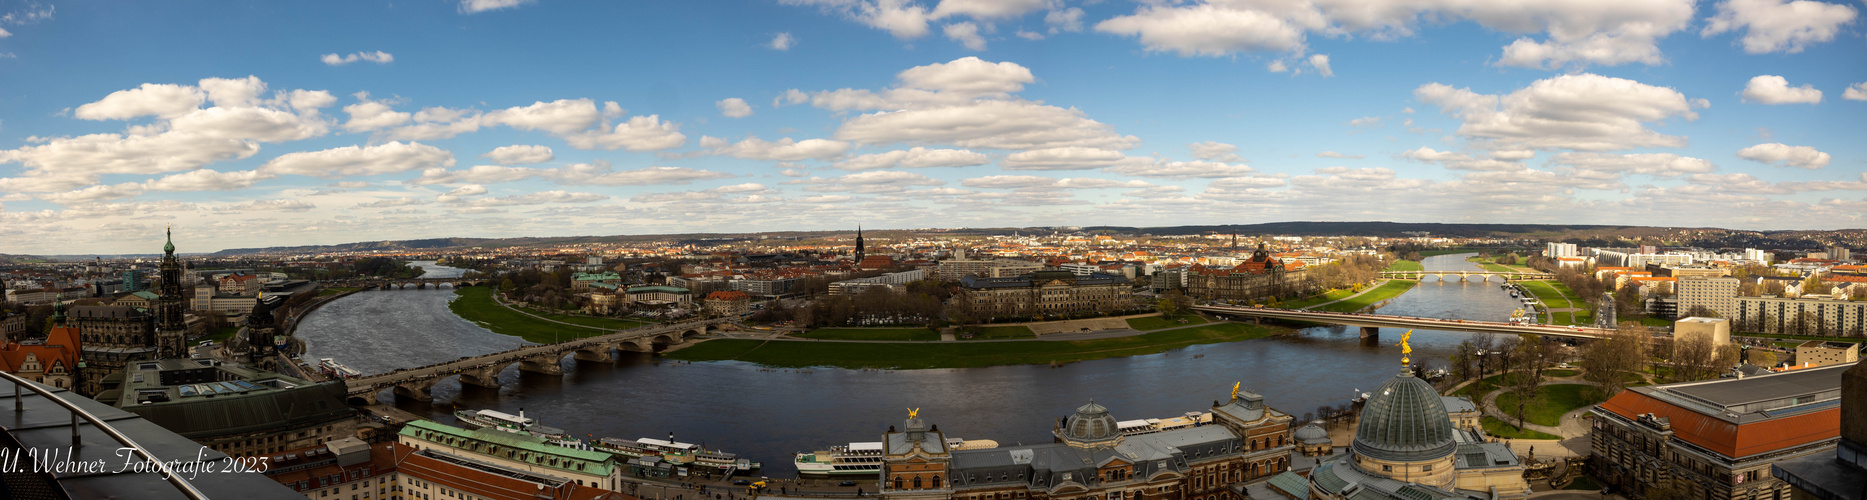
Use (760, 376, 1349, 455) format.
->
(1, 0, 1864, 253)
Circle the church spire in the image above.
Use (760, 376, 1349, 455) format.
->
(163, 226, 175, 256)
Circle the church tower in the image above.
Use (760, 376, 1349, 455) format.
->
(854, 225, 866, 264)
(245, 294, 278, 363)
(154, 228, 187, 358)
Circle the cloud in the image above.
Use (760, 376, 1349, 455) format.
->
(1348, 116, 1382, 128)
(1317, 151, 1364, 159)
(896, 56, 1035, 96)
(717, 98, 754, 118)
(961, 175, 1151, 190)
(791, 170, 944, 193)
(343, 97, 412, 132)
(460, 0, 533, 14)
(223, 199, 316, 212)
(944, 22, 986, 50)
(702, 136, 850, 161)
(437, 184, 489, 202)
(143, 169, 273, 191)
(321, 51, 394, 66)
(259, 142, 455, 178)
(1701, 0, 1858, 54)
(1092, 0, 1694, 70)
(1189, 141, 1243, 162)
(1736, 143, 1831, 169)
(480, 145, 554, 165)
(631, 183, 776, 203)
(1416, 73, 1698, 151)
(562, 115, 688, 151)
(769, 32, 797, 50)
(1847, 83, 1867, 101)
(450, 190, 608, 207)
(40, 183, 146, 205)
(832, 147, 988, 170)
(1046, 7, 1084, 33)
(1104, 159, 1257, 179)
(73, 83, 204, 120)
(1001, 147, 1134, 170)
(836, 99, 1138, 150)
(1548, 152, 1717, 177)
(355, 197, 431, 208)
(556, 163, 735, 186)
(1741, 75, 1823, 104)
(779, 0, 933, 39)
(1308, 54, 1333, 77)
(483, 98, 601, 135)
(409, 165, 544, 185)
(1399, 147, 1523, 171)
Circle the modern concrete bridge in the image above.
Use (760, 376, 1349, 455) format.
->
(341, 318, 735, 403)
(1377, 271, 1554, 282)
(1190, 304, 1611, 340)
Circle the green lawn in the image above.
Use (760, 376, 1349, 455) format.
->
(667, 322, 1287, 369)
(318, 287, 361, 297)
(1544, 369, 1579, 378)
(1453, 372, 1535, 401)
(1517, 280, 1591, 325)
(513, 304, 650, 330)
(1126, 314, 1209, 331)
(1313, 280, 1417, 313)
(1482, 416, 1560, 440)
(194, 326, 240, 346)
(450, 287, 615, 344)
(1465, 257, 1515, 273)
(967, 326, 1036, 339)
(1277, 288, 1359, 310)
(1419, 248, 1487, 257)
(1495, 384, 1602, 427)
(795, 328, 941, 341)
(1385, 260, 1424, 272)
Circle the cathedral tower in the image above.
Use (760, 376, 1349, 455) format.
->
(154, 228, 187, 358)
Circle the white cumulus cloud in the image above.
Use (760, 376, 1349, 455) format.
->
(321, 51, 394, 66)
(1736, 143, 1831, 169)
(480, 145, 554, 165)
(832, 147, 989, 170)
(1741, 75, 1823, 104)
(259, 142, 455, 178)
(1416, 73, 1699, 151)
(770, 32, 797, 50)
(1702, 0, 1858, 54)
(717, 98, 754, 118)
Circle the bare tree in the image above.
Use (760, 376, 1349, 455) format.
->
(1670, 335, 1739, 383)
(1582, 322, 1650, 398)
(1506, 335, 1546, 430)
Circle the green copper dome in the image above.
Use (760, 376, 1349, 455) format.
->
(163, 227, 175, 254)
(1057, 400, 1122, 444)
(1352, 370, 1457, 463)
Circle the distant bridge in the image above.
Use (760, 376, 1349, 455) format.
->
(341, 318, 736, 403)
(1190, 304, 1611, 340)
(1378, 271, 1554, 282)
(319, 277, 491, 290)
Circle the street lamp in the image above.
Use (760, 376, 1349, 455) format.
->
(1476, 350, 1487, 379)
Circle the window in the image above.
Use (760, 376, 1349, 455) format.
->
(1422, 464, 1432, 472)
(1382, 465, 1392, 472)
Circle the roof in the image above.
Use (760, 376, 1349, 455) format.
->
(1595, 362, 1850, 458)
(400, 420, 618, 476)
(706, 290, 750, 301)
(1353, 371, 1456, 463)
(393, 443, 621, 500)
(108, 360, 357, 439)
(1266, 471, 1312, 500)
(627, 286, 690, 294)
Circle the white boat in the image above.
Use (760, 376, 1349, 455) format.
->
(318, 358, 361, 378)
(453, 409, 584, 446)
(795, 442, 886, 476)
(594, 436, 761, 471)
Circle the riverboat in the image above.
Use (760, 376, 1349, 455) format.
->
(453, 409, 584, 446)
(318, 358, 361, 378)
(594, 436, 761, 472)
(794, 442, 886, 476)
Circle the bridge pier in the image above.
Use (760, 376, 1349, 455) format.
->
(573, 345, 615, 362)
(393, 381, 436, 401)
(519, 354, 563, 375)
(458, 366, 503, 389)
(1360, 326, 1380, 339)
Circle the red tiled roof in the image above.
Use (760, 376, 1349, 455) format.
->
(1597, 388, 1838, 458)
(706, 291, 749, 301)
(391, 443, 622, 500)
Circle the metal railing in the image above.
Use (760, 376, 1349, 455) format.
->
(2, 371, 209, 500)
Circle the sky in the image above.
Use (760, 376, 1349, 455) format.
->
(1, 0, 1864, 254)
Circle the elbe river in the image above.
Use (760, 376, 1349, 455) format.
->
(296, 253, 1522, 476)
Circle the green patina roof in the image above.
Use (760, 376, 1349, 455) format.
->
(401, 420, 618, 476)
(1267, 471, 1311, 500)
(574, 272, 621, 281)
(626, 286, 689, 294)
(130, 290, 161, 300)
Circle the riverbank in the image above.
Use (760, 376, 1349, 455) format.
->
(450, 287, 618, 344)
(1311, 279, 1418, 313)
(665, 321, 1289, 369)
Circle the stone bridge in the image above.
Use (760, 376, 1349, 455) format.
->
(320, 277, 491, 290)
(1378, 271, 1554, 282)
(341, 318, 735, 404)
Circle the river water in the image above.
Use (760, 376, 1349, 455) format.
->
(296, 255, 1522, 476)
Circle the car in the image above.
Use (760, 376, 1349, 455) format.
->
(839, 481, 859, 487)
(733, 479, 751, 486)
(378, 415, 393, 422)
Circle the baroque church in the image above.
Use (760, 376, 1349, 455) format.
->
(78, 229, 189, 396)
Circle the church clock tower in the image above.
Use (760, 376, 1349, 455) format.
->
(154, 228, 187, 358)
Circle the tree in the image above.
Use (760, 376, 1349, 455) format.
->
(1449, 340, 1479, 381)
(1682, 305, 1718, 318)
(1506, 335, 1548, 431)
(1670, 335, 1738, 383)
(1581, 322, 1650, 398)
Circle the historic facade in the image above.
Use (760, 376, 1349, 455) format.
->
(957, 270, 1134, 320)
(0, 304, 82, 390)
(1300, 366, 1529, 500)
(95, 358, 358, 458)
(72, 303, 157, 397)
(1591, 362, 1850, 500)
(1186, 245, 1311, 303)
(154, 228, 189, 358)
(879, 387, 1295, 500)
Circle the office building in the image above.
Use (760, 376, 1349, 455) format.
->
(957, 270, 1134, 320)
(1678, 277, 1740, 318)
(1733, 295, 1867, 337)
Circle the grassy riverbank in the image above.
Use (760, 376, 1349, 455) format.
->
(795, 328, 940, 341)
(1277, 288, 1359, 310)
(512, 304, 650, 330)
(1126, 314, 1208, 330)
(664, 321, 1288, 369)
(1385, 260, 1424, 272)
(1312, 280, 1417, 313)
(451, 287, 614, 344)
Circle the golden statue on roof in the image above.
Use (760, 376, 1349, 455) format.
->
(1231, 381, 1241, 401)
(1399, 329, 1413, 366)
(908, 408, 919, 419)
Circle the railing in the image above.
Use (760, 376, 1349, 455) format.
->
(2, 371, 209, 500)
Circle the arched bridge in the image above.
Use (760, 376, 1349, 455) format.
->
(319, 278, 491, 290)
(342, 318, 735, 403)
(1378, 271, 1553, 282)
(1190, 304, 1611, 340)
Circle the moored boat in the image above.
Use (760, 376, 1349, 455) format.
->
(453, 408, 584, 446)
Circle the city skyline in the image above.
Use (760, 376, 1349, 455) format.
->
(2, 1, 1865, 254)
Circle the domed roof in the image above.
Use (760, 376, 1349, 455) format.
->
(1352, 370, 1456, 463)
(1057, 400, 1122, 444)
(1294, 421, 1330, 444)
